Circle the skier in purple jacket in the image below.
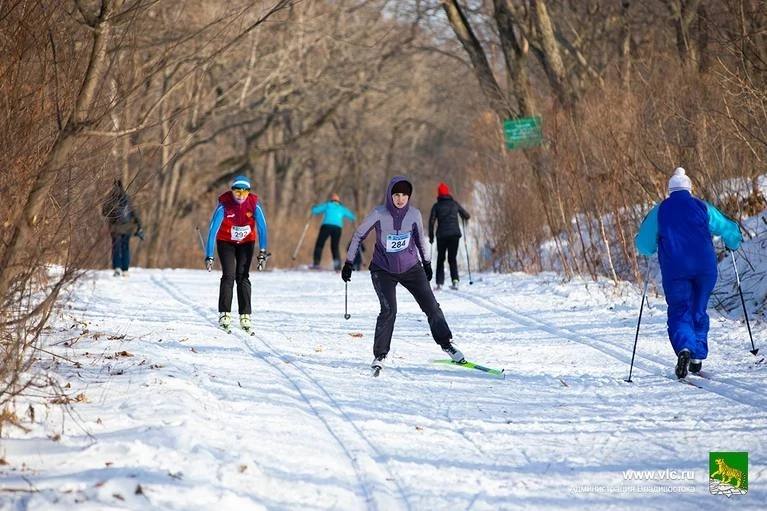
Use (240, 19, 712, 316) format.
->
(342, 176, 466, 373)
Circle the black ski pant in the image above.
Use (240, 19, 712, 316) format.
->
(370, 263, 452, 358)
(111, 233, 131, 271)
(313, 224, 342, 269)
(217, 240, 255, 314)
(436, 236, 461, 286)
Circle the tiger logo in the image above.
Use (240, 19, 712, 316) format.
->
(711, 458, 743, 488)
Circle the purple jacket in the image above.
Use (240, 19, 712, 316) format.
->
(346, 176, 430, 274)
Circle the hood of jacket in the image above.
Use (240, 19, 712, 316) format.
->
(385, 175, 412, 229)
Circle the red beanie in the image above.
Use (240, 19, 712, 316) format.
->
(437, 182, 450, 197)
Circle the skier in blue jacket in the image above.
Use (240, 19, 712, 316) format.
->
(635, 167, 742, 378)
(311, 193, 356, 270)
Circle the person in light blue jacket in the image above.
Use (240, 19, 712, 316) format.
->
(635, 167, 742, 378)
(311, 193, 356, 270)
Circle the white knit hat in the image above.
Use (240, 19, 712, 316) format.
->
(668, 167, 692, 194)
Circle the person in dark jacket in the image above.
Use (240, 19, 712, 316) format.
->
(204, 175, 269, 333)
(428, 182, 470, 290)
(101, 180, 144, 277)
(635, 167, 742, 378)
(342, 176, 466, 374)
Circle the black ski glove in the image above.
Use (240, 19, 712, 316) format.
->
(423, 261, 433, 281)
(256, 250, 270, 271)
(135, 228, 145, 241)
(204, 257, 214, 272)
(341, 262, 353, 282)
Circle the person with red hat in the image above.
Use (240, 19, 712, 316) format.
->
(428, 182, 470, 290)
(310, 193, 356, 270)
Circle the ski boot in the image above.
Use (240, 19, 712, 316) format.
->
(675, 349, 691, 379)
(113, 269, 122, 277)
(689, 359, 702, 374)
(219, 312, 232, 333)
(450, 279, 459, 290)
(441, 341, 465, 363)
(371, 354, 386, 377)
(434, 284, 442, 291)
(240, 314, 253, 335)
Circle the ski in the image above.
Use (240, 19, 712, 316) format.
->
(220, 326, 232, 334)
(241, 327, 255, 337)
(678, 378, 702, 389)
(433, 359, 505, 378)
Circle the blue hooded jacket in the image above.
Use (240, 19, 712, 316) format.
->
(311, 201, 356, 228)
(635, 190, 742, 276)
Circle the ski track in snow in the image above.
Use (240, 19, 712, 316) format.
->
(0, 269, 765, 510)
(152, 274, 409, 511)
(453, 289, 767, 411)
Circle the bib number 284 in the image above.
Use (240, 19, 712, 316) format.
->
(386, 233, 411, 253)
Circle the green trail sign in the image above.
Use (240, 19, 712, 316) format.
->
(503, 116, 542, 150)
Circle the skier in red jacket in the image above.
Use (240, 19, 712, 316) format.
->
(204, 175, 268, 333)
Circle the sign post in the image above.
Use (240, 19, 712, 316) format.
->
(503, 117, 542, 150)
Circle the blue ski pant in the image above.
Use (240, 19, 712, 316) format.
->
(661, 271, 717, 360)
(111, 233, 131, 271)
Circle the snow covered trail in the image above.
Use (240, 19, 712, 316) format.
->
(1, 269, 765, 510)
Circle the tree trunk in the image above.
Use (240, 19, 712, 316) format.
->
(441, 0, 514, 119)
(530, 0, 575, 111)
(0, 0, 118, 294)
(620, 1, 633, 91)
(666, 0, 703, 67)
(493, 0, 531, 117)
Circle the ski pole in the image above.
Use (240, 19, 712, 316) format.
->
(292, 215, 312, 261)
(344, 281, 350, 320)
(195, 226, 205, 253)
(730, 250, 759, 355)
(196, 226, 214, 271)
(625, 258, 650, 383)
(461, 217, 473, 285)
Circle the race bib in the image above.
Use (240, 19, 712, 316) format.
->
(385, 232, 411, 252)
(231, 225, 252, 242)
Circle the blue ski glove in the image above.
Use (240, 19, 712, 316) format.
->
(204, 257, 214, 272)
(423, 261, 433, 281)
(341, 262, 353, 282)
